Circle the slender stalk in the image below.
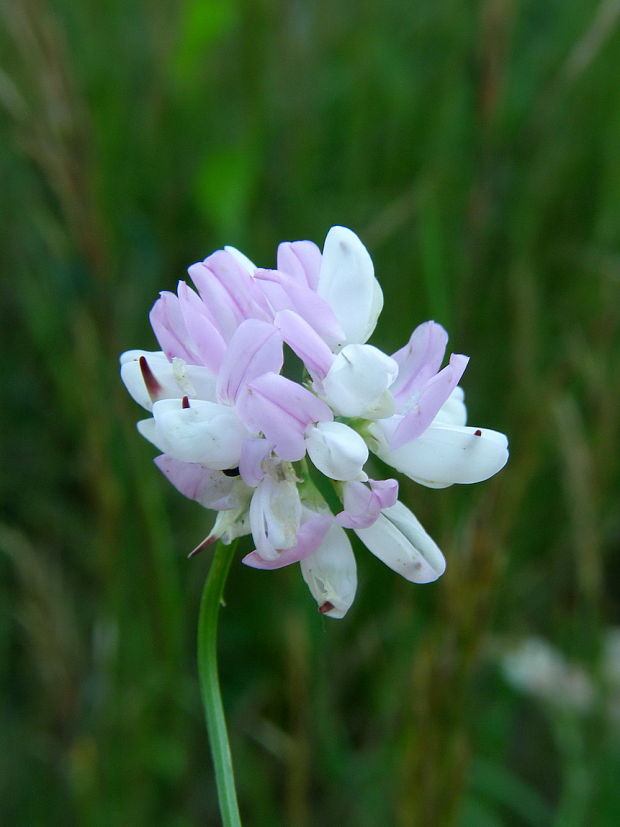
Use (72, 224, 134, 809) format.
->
(197, 540, 242, 827)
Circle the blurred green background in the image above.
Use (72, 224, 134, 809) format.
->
(2, 0, 620, 824)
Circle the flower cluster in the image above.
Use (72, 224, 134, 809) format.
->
(120, 226, 508, 618)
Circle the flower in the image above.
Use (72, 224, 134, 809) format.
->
(500, 628, 620, 726)
(501, 637, 595, 712)
(120, 226, 509, 618)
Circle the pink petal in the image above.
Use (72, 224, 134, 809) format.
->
(336, 478, 399, 529)
(242, 513, 333, 569)
(255, 268, 345, 349)
(274, 310, 333, 381)
(216, 319, 283, 403)
(149, 292, 198, 363)
(391, 321, 448, 404)
(239, 437, 272, 486)
(236, 372, 333, 462)
(177, 281, 227, 373)
(276, 240, 322, 290)
(153, 454, 240, 510)
(187, 262, 242, 342)
(390, 354, 469, 449)
(191, 250, 271, 335)
(367, 478, 399, 509)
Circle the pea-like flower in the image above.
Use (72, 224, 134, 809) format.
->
(120, 226, 508, 618)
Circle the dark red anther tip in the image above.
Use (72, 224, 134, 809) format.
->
(318, 601, 335, 614)
(182, 395, 191, 409)
(187, 535, 216, 559)
(139, 356, 162, 399)
(474, 429, 482, 437)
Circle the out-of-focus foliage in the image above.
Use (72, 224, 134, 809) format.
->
(1, 0, 619, 824)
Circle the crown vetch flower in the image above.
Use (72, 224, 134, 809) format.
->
(120, 226, 509, 617)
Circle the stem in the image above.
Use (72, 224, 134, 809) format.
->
(198, 540, 242, 827)
(301, 457, 342, 516)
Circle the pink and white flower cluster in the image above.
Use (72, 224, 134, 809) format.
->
(120, 227, 508, 618)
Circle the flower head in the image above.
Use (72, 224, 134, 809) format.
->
(121, 226, 509, 617)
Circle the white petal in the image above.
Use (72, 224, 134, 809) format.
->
(305, 421, 369, 482)
(224, 245, 256, 274)
(120, 350, 216, 410)
(151, 398, 249, 468)
(121, 350, 171, 410)
(432, 386, 467, 427)
(301, 523, 357, 618)
(355, 501, 445, 583)
(317, 226, 383, 345)
(376, 423, 509, 488)
(136, 416, 162, 448)
(250, 476, 302, 560)
(120, 348, 148, 366)
(321, 344, 397, 419)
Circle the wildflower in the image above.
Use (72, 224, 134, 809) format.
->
(501, 637, 594, 713)
(121, 226, 508, 617)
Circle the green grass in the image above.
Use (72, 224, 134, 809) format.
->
(1, 0, 620, 824)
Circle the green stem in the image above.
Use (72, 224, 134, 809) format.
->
(301, 456, 342, 516)
(198, 540, 242, 827)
